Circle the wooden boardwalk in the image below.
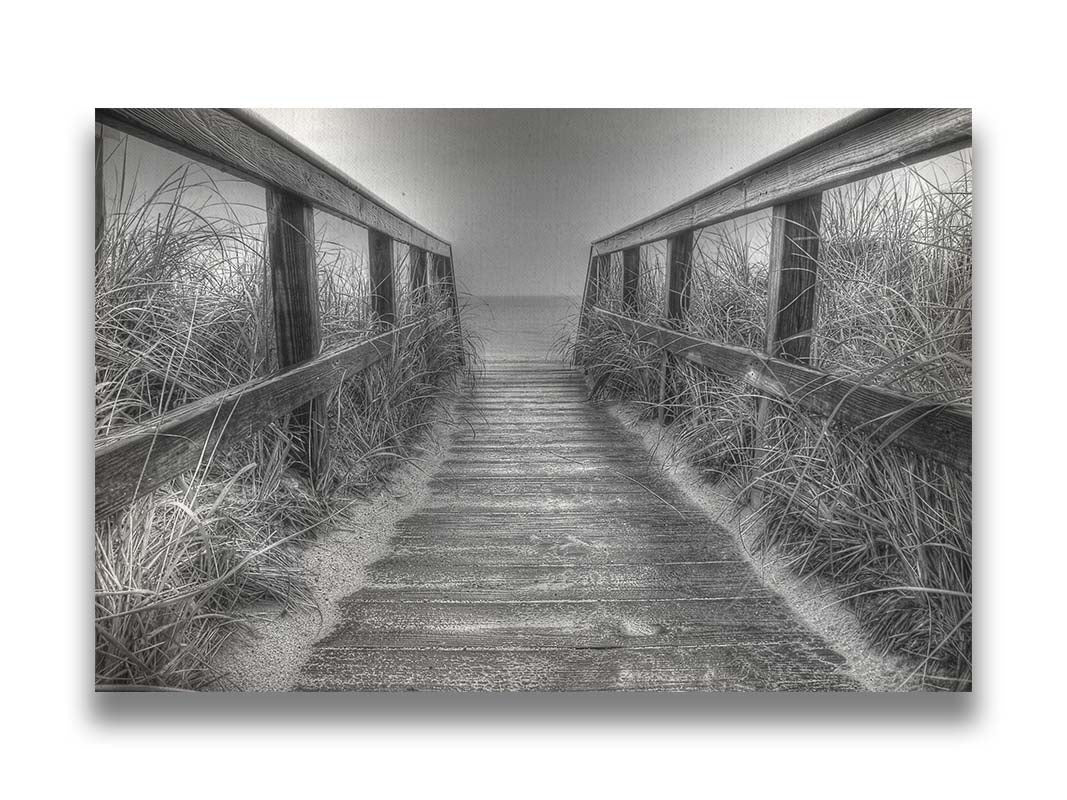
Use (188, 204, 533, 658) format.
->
(297, 320, 860, 689)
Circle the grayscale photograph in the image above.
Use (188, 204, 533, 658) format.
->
(93, 108, 972, 692)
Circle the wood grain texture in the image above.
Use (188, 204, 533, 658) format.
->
(94, 316, 448, 519)
(592, 306, 971, 470)
(577, 246, 597, 333)
(766, 196, 822, 363)
(622, 246, 640, 313)
(95, 125, 105, 254)
(296, 352, 859, 691)
(410, 245, 427, 293)
(96, 108, 451, 256)
(368, 229, 396, 325)
(666, 230, 693, 323)
(266, 189, 327, 478)
(592, 108, 971, 256)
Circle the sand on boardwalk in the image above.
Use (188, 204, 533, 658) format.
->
(210, 399, 462, 691)
(213, 296, 912, 691)
(606, 401, 916, 692)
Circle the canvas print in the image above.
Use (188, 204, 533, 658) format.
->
(94, 108, 972, 691)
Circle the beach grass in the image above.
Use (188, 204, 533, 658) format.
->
(94, 137, 474, 689)
(571, 152, 973, 689)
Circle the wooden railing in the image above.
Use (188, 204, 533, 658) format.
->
(578, 108, 972, 472)
(95, 108, 463, 519)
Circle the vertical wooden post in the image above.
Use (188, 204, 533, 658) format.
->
(660, 230, 694, 422)
(431, 249, 464, 364)
(410, 245, 427, 298)
(666, 230, 694, 325)
(622, 246, 640, 314)
(266, 187, 327, 483)
(433, 252, 459, 313)
(95, 125, 106, 260)
(751, 194, 823, 505)
(369, 229, 396, 325)
(576, 246, 598, 366)
(765, 195, 823, 363)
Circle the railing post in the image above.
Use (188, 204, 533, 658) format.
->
(622, 246, 640, 314)
(95, 125, 106, 261)
(266, 187, 327, 483)
(765, 195, 823, 362)
(369, 229, 396, 325)
(660, 231, 694, 422)
(752, 194, 823, 504)
(410, 245, 427, 300)
(666, 231, 693, 324)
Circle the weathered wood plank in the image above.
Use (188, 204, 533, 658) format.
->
(752, 194, 824, 503)
(94, 316, 447, 519)
(592, 108, 971, 256)
(266, 188, 327, 479)
(622, 246, 640, 313)
(577, 246, 597, 334)
(368, 229, 396, 325)
(666, 231, 693, 323)
(298, 644, 857, 691)
(96, 108, 451, 256)
(319, 598, 809, 650)
(765, 195, 823, 363)
(298, 341, 861, 691)
(95, 125, 105, 255)
(361, 562, 768, 601)
(592, 306, 971, 470)
(410, 245, 427, 293)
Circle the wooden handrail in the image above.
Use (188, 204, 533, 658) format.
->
(95, 313, 452, 519)
(591, 108, 971, 255)
(590, 307, 971, 471)
(96, 109, 465, 518)
(97, 108, 452, 257)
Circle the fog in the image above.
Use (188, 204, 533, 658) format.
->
(252, 109, 860, 298)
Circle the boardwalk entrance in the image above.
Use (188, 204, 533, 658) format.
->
(297, 299, 858, 690)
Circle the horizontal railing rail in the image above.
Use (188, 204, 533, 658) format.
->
(590, 307, 971, 471)
(95, 314, 451, 518)
(96, 108, 464, 520)
(578, 107, 972, 473)
(589, 108, 971, 257)
(97, 108, 452, 257)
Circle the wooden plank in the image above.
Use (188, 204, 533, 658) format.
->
(753, 195, 823, 503)
(96, 108, 451, 257)
(410, 245, 427, 293)
(360, 561, 769, 601)
(576, 246, 597, 335)
(318, 598, 809, 650)
(596, 254, 611, 304)
(368, 229, 396, 325)
(666, 231, 693, 323)
(592, 306, 971, 470)
(299, 645, 857, 691)
(661, 232, 693, 421)
(592, 108, 971, 256)
(297, 354, 859, 691)
(94, 316, 447, 519)
(622, 246, 640, 313)
(95, 125, 105, 255)
(765, 196, 823, 363)
(266, 188, 327, 479)
(437, 250, 465, 362)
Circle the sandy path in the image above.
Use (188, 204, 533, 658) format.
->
(211, 401, 462, 691)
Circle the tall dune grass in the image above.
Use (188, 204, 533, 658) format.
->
(572, 153, 973, 689)
(95, 137, 473, 689)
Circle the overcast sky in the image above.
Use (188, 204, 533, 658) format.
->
(252, 109, 859, 298)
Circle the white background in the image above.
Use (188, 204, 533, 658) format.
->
(2, 1, 1062, 796)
